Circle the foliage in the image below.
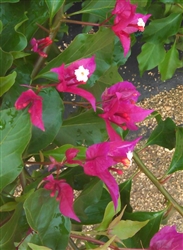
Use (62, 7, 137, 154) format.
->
(0, 0, 183, 249)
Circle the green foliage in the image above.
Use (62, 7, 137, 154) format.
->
(143, 13, 182, 44)
(45, 0, 65, 25)
(0, 0, 183, 249)
(24, 189, 71, 249)
(0, 203, 23, 250)
(0, 108, 31, 190)
(74, 178, 111, 224)
(0, 72, 17, 96)
(146, 118, 176, 150)
(158, 43, 182, 81)
(55, 109, 107, 146)
(0, 48, 13, 76)
(123, 210, 164, 248)
(167, 127, 183, 174)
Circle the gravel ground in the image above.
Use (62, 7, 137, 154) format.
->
(121, 85, 183, 232)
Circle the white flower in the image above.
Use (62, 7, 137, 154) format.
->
(137, 18, 145, 28)
(126, 151, 133, 167)
(74, 65, 90, 82)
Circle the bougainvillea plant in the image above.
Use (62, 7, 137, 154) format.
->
(0, 0, 183, 249)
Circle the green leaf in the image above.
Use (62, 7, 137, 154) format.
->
(24, 189, 71, 250)
(146, 118, 176, 150)
(119, 180, 132, 213)
(0, 3, 28, 52)
(1, 64, 32, 110)
(0, 20, 3, 34)
(54, 109, 107, 147)
(0, 71, 17, 96)
(72, 0, 115, 16)
(28, 243, 52, 250)
(60, 166, 92, 190)
(0, 108, 31, 190)
(0, 201, 17, 212)
(97, 199, 121, 231)
(110, 219, 149, 240)
(123, 210, 164, 248)
(0, 203, 23, 250)
(10, 51, 30, 60)
(158, 43, 182, 80)
(131, 0, 148, 6)
(160, 0, 180, 3)
(0, 0, 20, 2)
(36, 28, 115, 80)
(0, 48, 13, 76)
(45, 0, 64, 24)
(74, 178, 110, 224)
(137, 43, 165, 76)
(26, 88, 64, 155)
(143, 13, 182, 43)
(167, 127, 183, 174)
(20, 0, 49, 41)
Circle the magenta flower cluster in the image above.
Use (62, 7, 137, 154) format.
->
(14, 53, 153, 221)
(112, 0, 151, 56)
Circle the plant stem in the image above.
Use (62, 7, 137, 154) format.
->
(68, 238, 79, 250)
(19, 170, 27, 190)
(133, 151, 183, 217)
(60, 18, 111, 27)
(70, 233, 144, 250)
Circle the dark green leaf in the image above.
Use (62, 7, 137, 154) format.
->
(146, 118, 176, 150)
(0, 71, 17, 97)
(167, 127, 183, 174)
(0, 203, 23, 250)
(18, 0, 49, 41)
(119, 180, 132, 213)
(24, 189, 71, 250)
(123, 210, 164, 248)
(160, 0, 180, 3)
(0, 201, 17, 212)
(26, 88, 64, 155)
(0, 48, 13, 76)
(74, 178, 111, 224)
(60, 166, 92, 190)
(0, 0, 20, 3)
(72, 0, 115, 17)
(158, 43, 182, 81)
(80, 0, 115, 33)
(11, 51, 30, 60)
(137, 43, 165, 76)
(143, 13, 182, 43)
(45, 0, 64, 24)
(0, 64, 33, 110)
(54, 109, 107, 147)
(0, 3, 28, 51)
(0, 108, 31, 190)
(131, 0, 148, 7)
(0, 20, 3, 34)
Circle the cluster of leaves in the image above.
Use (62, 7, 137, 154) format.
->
(0, 0, 183, 249)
